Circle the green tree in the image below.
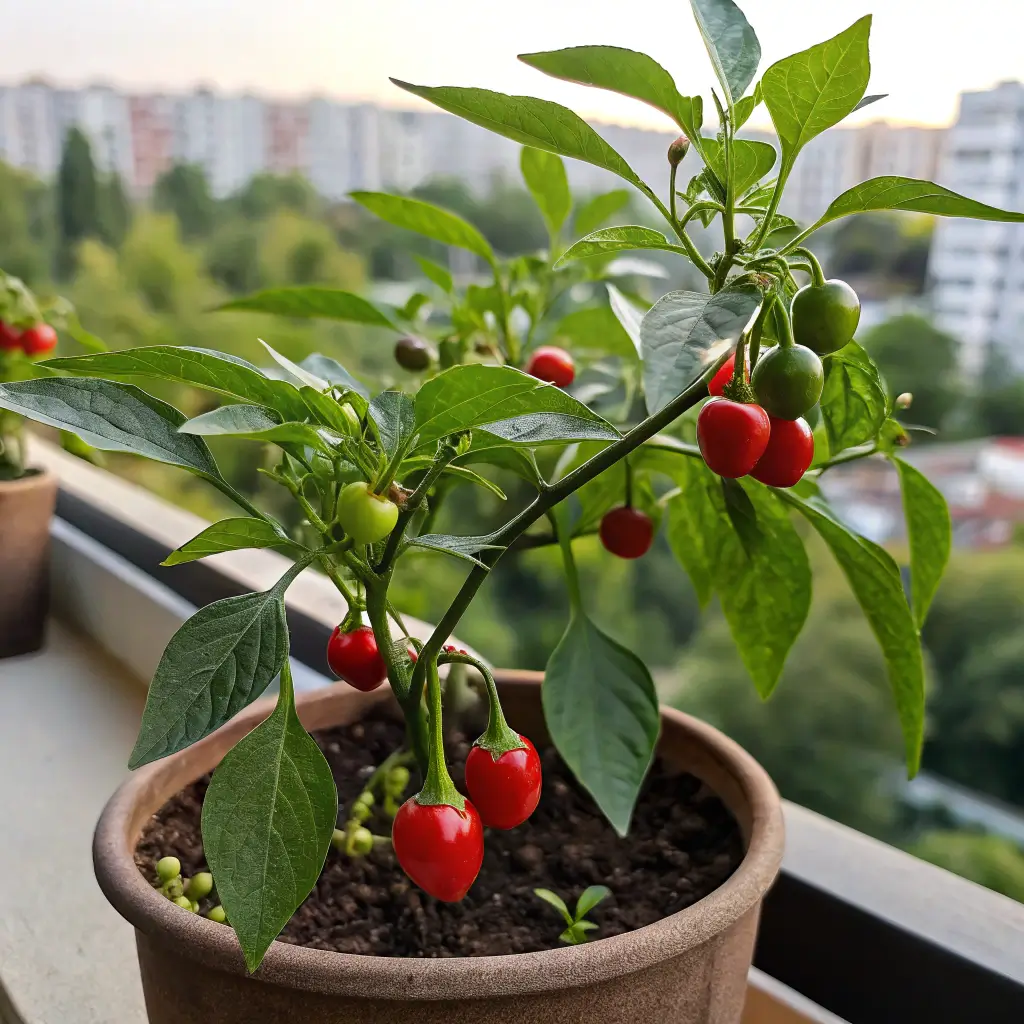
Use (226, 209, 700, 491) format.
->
(861, 314, 960, 431)
(153, 164, 217, 240)
(233, 172, 319, 220)
(98, 173, 133, 249)
(0, 161, 54, 284)
(57, 127, 100, 270)
(909, 831, 1024, 902)
(824, 213, 933, 295)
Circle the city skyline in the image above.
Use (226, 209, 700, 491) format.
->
(6, 0, 1022, 132)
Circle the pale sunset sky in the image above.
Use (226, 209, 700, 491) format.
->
(6, 0, 1021, 130)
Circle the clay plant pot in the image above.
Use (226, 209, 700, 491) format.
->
(94, 672, 785, 1024)
(0, 470, 57, 659)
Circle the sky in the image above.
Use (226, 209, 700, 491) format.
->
(6, 0, 1023, 131)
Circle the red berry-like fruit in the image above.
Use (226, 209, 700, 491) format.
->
(599, 506, 654, 559)
(708, 354, 749, 397)
(525, 346, 575, 388)
(751, 416, 815, 487)
(392, 798, 484, 901)
(20, 323, 57, 356)
(326, 625, 387, 692)
(0, 321, 24, 350)
(697, 398, 771, 479)
(465, 735, 542, 830)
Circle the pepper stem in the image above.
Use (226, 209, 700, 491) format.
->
(415, 658, 466, 809)
(439, 650, 524, 759)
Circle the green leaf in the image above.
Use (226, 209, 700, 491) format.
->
(300, 386, 362, 434)
(575, 884, 611, 920)
(891, 456, 951, 629)
(820, 341, 887, 451)
(517, 46, 703, 149)
(854, 93, 887, 112)
(405, 530, 505, 567)
(777, 490, 925, 774)
(551, 304, 637, 360)
(438, 463, 507, 500)
(574, 189, 632, 237)
(391, 79, 650, 197)
(202, 667, 336, 973)
(0, 377, 221, 480)
(521, 146, 572, 238)
(534, 888, 574, 926)
(299, 354, 370, 400)
(733, 83, 762, 129)
(762, 17, 871, 170)
(544, 607, 659, 836)
(414, 254, 454, 294)
(162, 518, 291, 567)
(413, 364, 616, 449)
(477, 413, 620, 448)
(605, 283, 644, 356)
(554, 226, 690, 268)
(721, 476, 763, 556)
(351, 190, 496, 267)
(690, 0, 761, 106)
(128, 561, 305, 768)
(258, 339, 328, 391)
(641, 283, 762, 414)
(216, 287, 398, 328)
(702, 138, 777, 198)
(43, 346, 308, 421)
(813, 176, 1024, 229)
(179, 404, 339, 454)
(368, 390, 416, 457)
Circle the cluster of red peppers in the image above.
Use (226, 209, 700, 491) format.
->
(0, 320, 58, 357)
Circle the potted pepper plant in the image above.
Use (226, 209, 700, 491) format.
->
(2, 0, 1022, 1020)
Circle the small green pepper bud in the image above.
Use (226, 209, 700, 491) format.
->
(173, 896, 195, 911)
(895, 392, 913, 410)
(156, 856, 181, 883)
(162, 876, 185, 900)
(385, 766, 411, 797)
(667, 135, 690, 166)
(186, 872, 213, 901)
(206, 905, 227, 923)
(348, 827, 374, 857)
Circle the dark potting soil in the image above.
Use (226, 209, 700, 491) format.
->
(135, 708, 743, 958)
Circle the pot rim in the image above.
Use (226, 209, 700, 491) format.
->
(93, 671, 784, 1000)
(0, 468, 56, 492)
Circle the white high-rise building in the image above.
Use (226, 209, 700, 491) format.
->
(307, 98, 353, 201)
(0, 81, 61, 178)
(928, 81, 1024, 375)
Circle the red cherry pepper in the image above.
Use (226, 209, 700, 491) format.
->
(392, 797, 484, 901)
(708, 354, 748, 397)
(750, 415, 814, 487)
(0, 321, 23, 351)
(697, 398, 771, 479)
(326, 625, 387, 692)
(20, 323, 57, 356)
(525, 346, 575, 388)
(599, 506, 654, 559)
(465, 734, 542, 830)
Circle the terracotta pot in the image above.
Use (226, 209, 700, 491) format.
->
(94, 673, 785, 1024)
(0, 470, 57, 659)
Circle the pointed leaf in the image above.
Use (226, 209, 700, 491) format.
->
(854, 93, 887, 112)
(0, 377, 221, 479)
(217, 287, 398, 328)
(391, 79, 650, 197)
(162, 518, 291, 567)
(820, 341, 887, 451)
(778, 490, 925, 774)
(477, 412, 619, 448)
(762, 17, 871, 167)
(202, 670, 336, 973)
(533, 888, 574, 925)
(555, 226, 690, 267)
(891, 456, 951, 629)
(517, 46, 703, 146)
(300, 385, 364, 434)
(414, 254, 454, 294)
(574, 189, 632, 237)
(368, 390, 416, 458)
(258, 339, 328, 391)
(128, 562, 305, 768)
(405, 530, 505, 567)
(521, 147, 572, 238)
(606, 283, 644, 356)
(641, 284, 762, 414)
(551, 303, 637, 360)
(690, 0, 761, 106)
(179, 405, 339, 454)
(299, 354, 370, 400)
(351, 190, 495, 267)
(575, 884, 611, 920)
(733, 84, 762, 128)
(702, 138, 777, 198)
(43, 346, 308, 421)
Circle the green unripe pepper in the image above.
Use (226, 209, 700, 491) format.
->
(336, 481, 399, 545)
(791, 280, 861, 355)
(751, 345, 824, 421)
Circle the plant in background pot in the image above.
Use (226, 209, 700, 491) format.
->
(3, 0, 1023, 1020)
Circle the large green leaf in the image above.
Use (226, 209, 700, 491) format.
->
(216, 287, 397, 328)
(574, 189, 632, 237)
(162, 518, 292, 567)
(820, 341, 887, 451)
(476, 413, 620, 449)
(778, 490, 925, 774)
(554, 226, 690, 267)
(550, 303, 637, 360)
(128, 560, 306, 769)
(517, 46, 703, 149)
(350, 191, 495, 267)
(521, 147, 572, 238)
(0, 377, 221, 479)
(405, 529, 506, 568)
(605, 283, 644, 357)
(202, 665, 336, 973)
(762, 17, 871, 170)
(44, 346, 308, 421)
(414, 254, 454, 294)
(690, 0, 761, 106)
(702, 138, 777, 198)
(391, 80, 650, 196)
(891, 456, 951, 629)
(641, 284, 762, 414)
(368, 389, 417, 458)
(812, 176, 1024, 229)
(179, 404, 338, 454)
(413, 364, 616, 448)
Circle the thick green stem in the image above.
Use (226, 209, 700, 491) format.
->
(439, 651, 521, 756)
(751, 162, 793, 252)
(416, 660, 464, 807)
(772, 293, 797, 349)
(792, 247, 826, 288)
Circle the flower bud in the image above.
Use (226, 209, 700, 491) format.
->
(173, 895, 195, 911)
(162, 876, 185, 900)
(385, 766, 411, 797)
(186, 872, 214, 901)
(156, 856, 181, 883)
(668, 135, 690, 167)
(895, 392, 913, 410)
(348, 827, 375, 857)
(206, 905, 228, 923)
